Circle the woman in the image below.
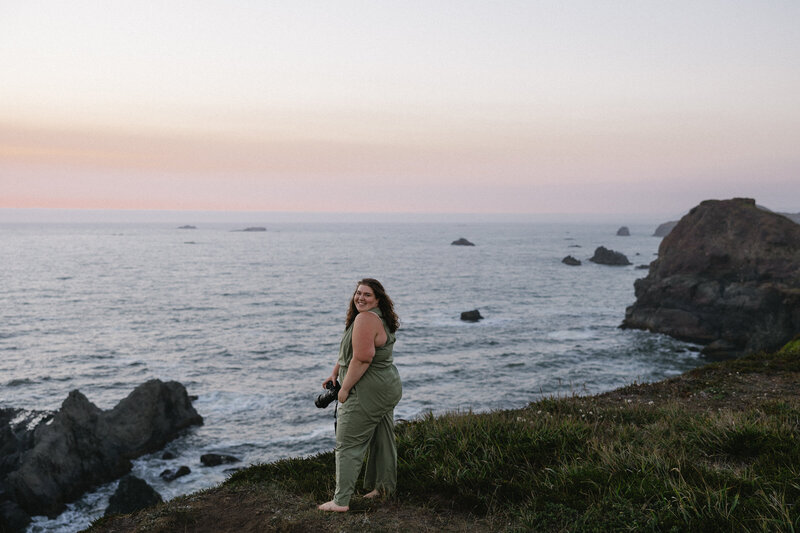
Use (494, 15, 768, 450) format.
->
(318, 278, 403, 512)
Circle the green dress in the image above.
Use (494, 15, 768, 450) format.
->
(333, 307, 403, 507)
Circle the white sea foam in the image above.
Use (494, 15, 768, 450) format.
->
(547, 329, 597, 341)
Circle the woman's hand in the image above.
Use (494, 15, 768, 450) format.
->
(322, 374, 336, 389)
(323, 364, 340, 389)
(338, 387, 350, 403)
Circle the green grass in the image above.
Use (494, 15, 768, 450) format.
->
(226, 397, 799, 531)
(93, 340, 800, 532)
(401, 397, 799, 531)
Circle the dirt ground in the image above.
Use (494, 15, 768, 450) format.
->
(88, 483, 495, 533)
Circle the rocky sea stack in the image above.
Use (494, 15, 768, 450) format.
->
(589, 246, 631, 266)
(622, 198, 800, 356)
(1, 380, 202, 530)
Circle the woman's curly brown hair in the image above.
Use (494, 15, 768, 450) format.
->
(345, 278, 399, 333)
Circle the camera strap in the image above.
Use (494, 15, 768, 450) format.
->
(334, 400, 338, 433)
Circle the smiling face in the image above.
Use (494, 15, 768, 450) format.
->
(353, 284, 379, 313)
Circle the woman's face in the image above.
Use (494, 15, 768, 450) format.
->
(353, 284, 379, 312)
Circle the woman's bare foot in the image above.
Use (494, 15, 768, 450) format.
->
(363, 489, 381, 499)
(318, 500, 349, 512)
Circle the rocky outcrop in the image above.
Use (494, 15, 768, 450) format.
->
(451, 238, 475, 246)
(200, 453, 241, 467)
(653, 221, 679, 237)
(562, 255, 581, 266)
(654, 210, 796, 238)
(0, 501, 29, 533)
(622, 198, 800, 356)
(0, 409, 43, 532)
(2, 380, 202, 522)
(616, 226, 630, 236)
(0, 409, 40, 479)
(589, 246, 631, 266)
(460, 310, 483, 322)
(104, 475, 163, 516)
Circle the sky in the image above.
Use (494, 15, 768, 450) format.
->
(2, 1, 799, 219)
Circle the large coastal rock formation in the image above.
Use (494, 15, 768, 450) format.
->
(622, 198, 800, 356)
(1, 380, 202, 528)
(653, 209, 798, 238)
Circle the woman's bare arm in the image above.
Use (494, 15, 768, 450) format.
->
(338, 312, 381, 402)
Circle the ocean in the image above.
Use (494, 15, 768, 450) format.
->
(0, 220, 703, 532)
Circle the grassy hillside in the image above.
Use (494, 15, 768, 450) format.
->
(86, 338, 800, 532)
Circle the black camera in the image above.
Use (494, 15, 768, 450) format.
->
(315, 380, 341, 408)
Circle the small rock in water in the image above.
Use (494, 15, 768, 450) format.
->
(200, 453, 241, 467)
(160, 465, 191, 481)
(589, 246, 631, 266)
(177, 225, 197, 230)
(562, 255, 581, 266)
(460, 309, 483, 322)
(451, 237, 475, 246)
(616, 226, 630, 236)
(105, 475, 162, 516)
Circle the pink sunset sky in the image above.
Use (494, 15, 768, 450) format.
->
(2, 1, 799, 218)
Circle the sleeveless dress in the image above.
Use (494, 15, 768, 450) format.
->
(332, 307, 402, 506)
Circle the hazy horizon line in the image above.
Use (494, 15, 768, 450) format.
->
(2, 200, 797, 226)
(0, 206, 690, 225)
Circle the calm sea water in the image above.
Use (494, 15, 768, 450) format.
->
(0, 221, 703, 532)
